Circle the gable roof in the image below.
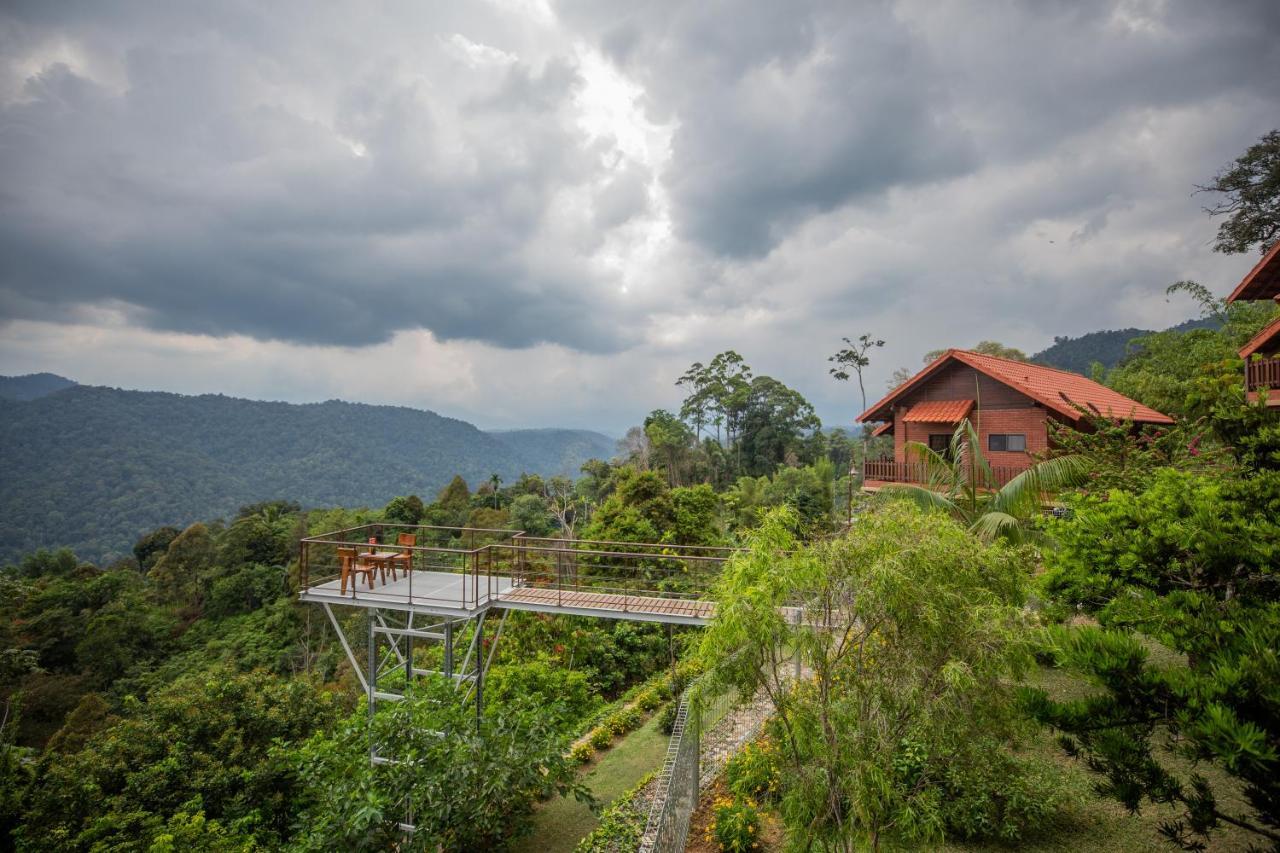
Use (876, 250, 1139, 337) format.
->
(1240, 312, 1280, 359)
(1226, 240, 1280, 303)
(858, 349, 1174, 426)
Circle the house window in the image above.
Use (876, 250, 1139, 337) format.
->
(928, 434, 951, 456)
(988, 434, 1027, 452)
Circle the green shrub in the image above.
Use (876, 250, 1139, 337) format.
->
(636, 688, 662, 712)
(605, 714, 630, 737)
(657, 701, 680, 735)
(725, 738, 780, 802)
(570, 741, 594, 764)
(589, 727, 613, 750)
(706, 796, 763, 852)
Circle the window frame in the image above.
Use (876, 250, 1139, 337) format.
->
(987, 433, 1027, 453)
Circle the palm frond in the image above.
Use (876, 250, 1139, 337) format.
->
(970, 510, 1026, 543)
(991, 454, 1089, 519)
(951, 418, 996, 492)
(902, 440, 960, 492)
(879, 483, 958, 516)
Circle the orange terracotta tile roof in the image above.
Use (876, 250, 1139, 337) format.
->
(1227, 240, 1280, 303)
(1240, 313, 1280, 358)
(871, 421, 894, 437)
(901, 399, 974, 423)
(858, 349, 1174, 426)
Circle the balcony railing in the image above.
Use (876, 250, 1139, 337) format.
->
(862, 459, 1027, 488)
(1246, 356, 1280, 395)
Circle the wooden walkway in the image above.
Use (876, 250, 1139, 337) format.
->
(498, 586, 716, 623)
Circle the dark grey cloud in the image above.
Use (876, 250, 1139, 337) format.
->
(0, 0, 1279, 405)
(562, 0, 1280, 259)
(0, 2, 646, 351)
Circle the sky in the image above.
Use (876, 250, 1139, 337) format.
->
(0, 0, 1277, 435)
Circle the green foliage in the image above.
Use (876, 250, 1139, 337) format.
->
(17, 668, 340, 851)
(1041, 469, 1280, 610)
(509, 493, 556, 536)
(1106, 283, 1278, 431)
(291, 678, 586, 852)
(1045, 411, 1231, 494)
(0, 384, 611, 564)
(133, 526, 179, 572)
(382, 494, 425, 525)
(1198, 127, 1280, 254)
(707, 796, 764, 852)
(701, 505, 1063, 850)
(887, 418, 1088, 542)
(570, 741, 594, 764)
(485, 656, 600, 732)
(582, 468, 723, 547)
(589, 726, 614, 749)
(725, 737, 780, 802)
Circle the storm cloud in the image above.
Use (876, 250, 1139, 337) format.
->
(1, 0, 1278, 431)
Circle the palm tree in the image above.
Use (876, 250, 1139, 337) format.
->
(882, 418, 1087, 542)
(489, 473, 502, 509)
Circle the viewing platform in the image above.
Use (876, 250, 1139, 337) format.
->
(299, 524, 733, 626)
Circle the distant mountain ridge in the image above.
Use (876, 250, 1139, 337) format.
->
(1031, 317, 1219, 374)
(0, 373, 77, 401)
(0, 382, 614, 564)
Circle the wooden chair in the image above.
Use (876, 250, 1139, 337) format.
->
(338, 547, 376, 595)
(389, 532, 415, 581)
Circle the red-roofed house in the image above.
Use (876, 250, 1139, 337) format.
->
(857, 349, 1173, 489)
(1226, 240, 1280, 407)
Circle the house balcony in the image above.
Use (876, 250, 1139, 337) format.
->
(1245, 356, 1280, 406)
(861, 459, 1027, 490)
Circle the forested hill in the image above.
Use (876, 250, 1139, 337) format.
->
(1032, 317, 1219, 374)
(487, 428, 615, 477)
(0, 372, 77, 401)
(0, 384, 614, 564)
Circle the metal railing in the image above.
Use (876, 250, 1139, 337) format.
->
(639, 688, 701, 853)
(639, 682, 742, 853)
(862, 459, 1026, 487)
(299, 525, 735, 613)
(1246, 356, 1280, 394)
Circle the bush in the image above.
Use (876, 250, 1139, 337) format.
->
(725, 738, 780, 802)
(570, 741, 594, 764)
(657, 701, 680, 735)
(485, 656, 600, 732)
(1041, 469, 1280, 611)
(589, 727, 613, 750)
(706, 796, 763, 852)
(575, 772, 654, 853)
(605, 714, 630, 737)
(636, 688, 662, 712)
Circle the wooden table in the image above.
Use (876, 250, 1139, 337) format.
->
(362, 549, 406, 584)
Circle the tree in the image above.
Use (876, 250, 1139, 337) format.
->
(132, 526, 179, 573)
(616, 426, 651, 470)
(700, 505, 1064, 851)
(643, 409, 695, 486)
(291, 679, 585, 851)
(1197, 128, 1280, 254)
(924, 341, 1028, 364)
(384, 494, 426, 525)
(885, 419, 1088, 542)
(1028, 470, 1280, 850)
(886, 366, 914, 390)
(17, 668, 340, 850)
(828, 334, 884, 416)
(489, 473, 502, 508)
(735, 376, 821, 477)
(149, 523, 218, 609)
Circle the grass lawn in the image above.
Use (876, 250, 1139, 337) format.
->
(511, 711, 670, 853)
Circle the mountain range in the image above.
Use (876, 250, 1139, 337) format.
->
(0, 378, 614, 564)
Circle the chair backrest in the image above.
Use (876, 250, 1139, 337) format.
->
(397, 533, 415, 547)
